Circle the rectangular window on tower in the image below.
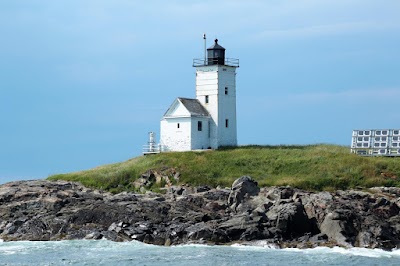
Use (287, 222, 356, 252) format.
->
(177, 123, 180, 129)
(225, 119, 229, 128)
(205, 95, 209, 104)
(198, 121, 202, 131)
(225, 87, 228, 95)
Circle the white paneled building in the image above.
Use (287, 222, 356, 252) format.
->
(159, 39, 239, 152)
(351, 129, 400, 156)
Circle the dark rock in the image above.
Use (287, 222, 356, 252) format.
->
(1, 179, 399, 249)
(266, 201, 318, 238)
(320, 212, 355, 247)
(195, 185, 211, 193)
(228, 176, 260, 210)
(280, 187, 294, 199)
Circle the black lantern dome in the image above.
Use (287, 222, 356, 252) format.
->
(207, 39, 225, 65)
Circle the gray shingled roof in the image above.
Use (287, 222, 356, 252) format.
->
(207, 39, 225, 50)
(178, 98, 210, 117)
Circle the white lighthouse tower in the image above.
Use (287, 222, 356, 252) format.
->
(194, 39, 239, 148)
(159, 38, 239, 152)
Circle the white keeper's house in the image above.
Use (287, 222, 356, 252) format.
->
(159, 39, 239, 152)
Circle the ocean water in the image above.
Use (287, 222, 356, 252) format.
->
(0, 240, 399, 266)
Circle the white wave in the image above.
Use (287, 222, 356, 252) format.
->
(329, 247, 400, 258)
(226, 241, 400, 258)
(172, 243, 214, 248)
(231, 240, 279, 249)
(281, 246, 400, 258)
(0, 243, 29, 255)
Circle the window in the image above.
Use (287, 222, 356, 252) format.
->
(363, 143, 368, 147)
(225, 87, 228, 95)
(358, 137, 362, 141)
(205, 95, 209, 104)
(382, 130, 388, 135)
(357, 143, 362, 147)
(375, 137, 380, 141)
(225, 119, 229, 128)
(394, 136, 398, 141)
(365, 131, 370, 135)
(382, 137, 387, 141)
(379, 149, 386, 154)
(363, 137, 369, 141)
(223, 68, 227, 71)
(198, 121, 202, 131)
(376, 130, 381, 135)
(177, 123, 180, 129)
(374, 143, 379, 147)
(359, 131, 364, 136)
(394, 130, 399, 135)
(393, 143, 398, 147)
(381, 143, 386, 147)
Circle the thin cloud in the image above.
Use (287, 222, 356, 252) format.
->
(254, 21, 400, 41)
(247, 88, 400, 111)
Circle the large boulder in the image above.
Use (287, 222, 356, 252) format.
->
(228, 176, 260, 210)
(266, 201, 318, 238)
(319, 210, 357, 247)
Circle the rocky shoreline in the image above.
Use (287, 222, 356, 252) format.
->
(1, 177, 399, 250)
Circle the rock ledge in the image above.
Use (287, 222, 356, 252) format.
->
(1, 178, 399, 249)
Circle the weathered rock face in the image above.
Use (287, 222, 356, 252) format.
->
(0, 177, 399, 249)
(228, 176, 260, 210)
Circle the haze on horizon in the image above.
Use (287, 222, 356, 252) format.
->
(1, 0, 399, 183)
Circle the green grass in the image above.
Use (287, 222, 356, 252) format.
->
(48, 144, 400, 193)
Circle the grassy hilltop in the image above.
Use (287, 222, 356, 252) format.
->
(48, 144, 400, 193)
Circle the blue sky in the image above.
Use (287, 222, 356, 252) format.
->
(1, 0, 399, 183)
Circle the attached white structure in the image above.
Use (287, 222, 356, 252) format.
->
(351, 129, 400, 156)
(160, 39, 239, 152)
(160, 98, 211, 151)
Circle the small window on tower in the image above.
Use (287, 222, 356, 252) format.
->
(225, 87, 228, 95)
(205, 95, 209, 104)
(225, 119, 229, 128)
(177, 123, 180, 129)
(198, 121, 202, 131)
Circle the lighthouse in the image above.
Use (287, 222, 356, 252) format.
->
(194, 39, 239, 148)
(159, 38, 239, 152)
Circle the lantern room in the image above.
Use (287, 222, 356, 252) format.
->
(207, 39, 225, 65)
